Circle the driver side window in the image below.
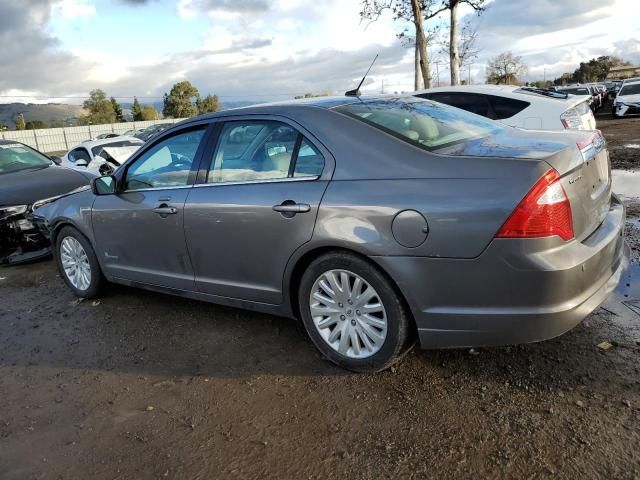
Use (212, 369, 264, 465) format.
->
(125, 128, 205, 191)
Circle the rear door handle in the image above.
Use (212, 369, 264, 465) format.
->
(153, 206, 178, 215)
(272, 203, 311, 214)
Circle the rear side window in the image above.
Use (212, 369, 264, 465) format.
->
(418, 92, 529, 120)
(334, 97, 502, 152)
(487, 95, 530, 119)
(206, 121, 324, 184)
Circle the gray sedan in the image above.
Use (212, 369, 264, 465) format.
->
(32, 96, 628, 372)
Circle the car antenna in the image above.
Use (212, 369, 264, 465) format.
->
(345, 54, 379, 97)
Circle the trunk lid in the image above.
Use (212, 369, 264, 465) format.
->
(436, 127, 612, 241)
(550, 131, 611, 241)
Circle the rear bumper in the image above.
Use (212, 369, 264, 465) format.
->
(373, 195, 629, 349)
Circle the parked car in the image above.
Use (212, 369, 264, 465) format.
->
(414, 85, 595, 130)
(0, 140, 93, 264)
(60, 136, 144, 176)
(135, 123, 173, 142)
(94, 133, 121, 140)
(555, 86, 595, 111)
(123, 128, 145, 137)
(32, 96, 628, 372)
(613, 77, 640, 117)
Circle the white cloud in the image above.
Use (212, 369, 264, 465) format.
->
(52, 0, 96, 18)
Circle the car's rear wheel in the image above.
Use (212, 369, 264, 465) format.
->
(55, 226, 104, 298)
(299, 252, 411, 372)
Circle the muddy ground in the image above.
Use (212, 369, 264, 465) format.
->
(1, 114, 640, 480)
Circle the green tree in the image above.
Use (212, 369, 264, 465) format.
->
(15, 115, 26, 130)
(25, 120, 47, 130)
(486, 51, 526, 85)
(110, 97, 125, 122)
(132, 97, 143, 121)
(141, 105, 160, 121)
(552, 56, 632, 85)
(82, 89, 116, 124)
(162, 81, 200, 118)
(197, 94, 221, 114)
(0, 122, 8, 132)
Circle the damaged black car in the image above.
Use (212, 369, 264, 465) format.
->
(0, 140, 93, 265)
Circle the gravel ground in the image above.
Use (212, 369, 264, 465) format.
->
(1, 115, 639, 480)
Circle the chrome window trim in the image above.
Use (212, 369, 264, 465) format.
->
(122, 184, 195, 193)
(193, 175, 320, 188)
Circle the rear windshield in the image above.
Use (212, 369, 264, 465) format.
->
(560, 88, 591, 96)
(619, 84, 640, 96)
(0, 143, 51, 174)
(333, 97, 503, 152)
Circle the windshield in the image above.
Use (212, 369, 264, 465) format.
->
(0, 143, 51, 174)
(333, 97, 503, 151)
(619, 84, 640, 96)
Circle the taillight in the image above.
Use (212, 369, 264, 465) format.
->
(496, 169, 574, 241)
(576, 130, 604, 161)
(560, 108, 582, 129)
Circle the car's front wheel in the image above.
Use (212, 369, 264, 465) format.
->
(55, 226, 104, 298)
(299, 252, 411, 372)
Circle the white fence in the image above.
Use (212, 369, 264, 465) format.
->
(0, 119, 187, 154)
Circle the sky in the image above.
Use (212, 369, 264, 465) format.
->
(0, 0, 639, 104)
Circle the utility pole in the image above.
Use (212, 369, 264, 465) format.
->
(468, 64, 472, 85)
(543, 67, 546, 83)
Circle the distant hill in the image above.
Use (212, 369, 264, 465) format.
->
(0, 103, 85, 128)
(0, 99, 268, 130)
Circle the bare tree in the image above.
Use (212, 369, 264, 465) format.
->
(486, 51, 527, 85)
(436, 20, 480, 81)
(442, 0, 485, 85)
(360, 0, 447, 89)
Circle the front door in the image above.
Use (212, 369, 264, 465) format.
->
(184, 119, 331, 304)
(92, 126, 209, 290)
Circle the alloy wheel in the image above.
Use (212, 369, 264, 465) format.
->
(309, 269, 388, 359)
(60, 236, 92, 291)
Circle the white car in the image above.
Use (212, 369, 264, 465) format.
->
(414, 85, 596, 131)
(613, 77, 640, 117)
(61, 136, 144, 176)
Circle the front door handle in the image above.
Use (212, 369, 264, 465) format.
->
(272, 202, 311, 214)
(153, 206, 178, 216)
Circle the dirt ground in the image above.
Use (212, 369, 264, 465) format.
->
(1, 114, 640, 480)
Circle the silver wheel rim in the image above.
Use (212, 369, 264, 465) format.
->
(310, 269, 388, 359)
(60, 236, 92, 291)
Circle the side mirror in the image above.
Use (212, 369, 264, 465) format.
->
(91, 175, 117, 195)
(50, 155, 62, 165)
(76, 159, 88, 167)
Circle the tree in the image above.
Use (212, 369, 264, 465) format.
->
(197, 94, 221, 114)
(162, 81, 200, 118)
(25, 120, 47, 130)
(360, 1, 449, 90)
(140, 105, 160, 121)
(552, 56, 631, 85)
(0, 122, 8, 132)
(486, 52, 526, 85)
(110, 97, 125, 122)
(132, 97, 143, 121)
(443, 0, 485, 85)
(15, 115, 26, 131)
(436, 19, 480, 84)
(82, 89, 116, 124)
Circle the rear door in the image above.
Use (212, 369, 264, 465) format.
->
(184, 117, 333, 305)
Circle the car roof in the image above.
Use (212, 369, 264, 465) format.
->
(77, 136, 143, 148)
(414, 84, 583, 104)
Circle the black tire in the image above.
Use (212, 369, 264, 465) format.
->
(298, 252, 411, 372)
(54, 226, 104, 298)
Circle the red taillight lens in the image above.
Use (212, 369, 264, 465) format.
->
(496, 169, 574, 241)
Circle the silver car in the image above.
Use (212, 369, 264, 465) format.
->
(32, 96, 628, 372)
